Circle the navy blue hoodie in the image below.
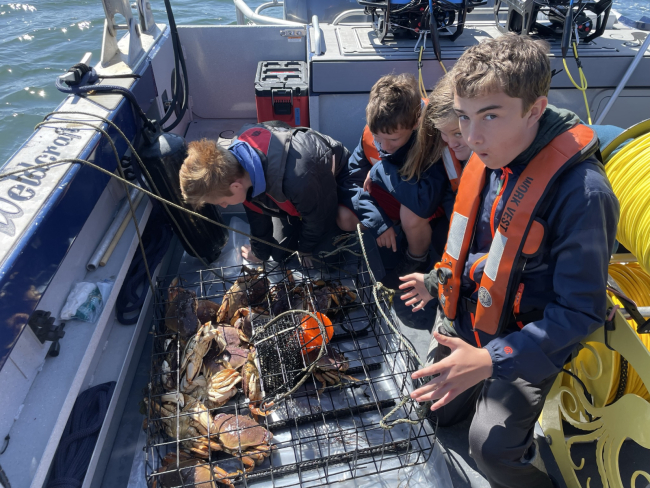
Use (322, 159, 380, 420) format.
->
(425, 106, 620, 384)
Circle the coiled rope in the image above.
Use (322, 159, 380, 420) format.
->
(47, 382, 116, 488)
(606, 263, 650, 404)
(605, 131, 650, 275)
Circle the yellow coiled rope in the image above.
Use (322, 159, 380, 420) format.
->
(606, 263, 650, 403)
(605, 131, 650, 276)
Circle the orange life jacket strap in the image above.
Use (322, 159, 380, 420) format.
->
(362, 126, 382, 166)
(437, 124, 598, 334)
(513, 283, 524, 329)
(473, 124, 598, 335)
(437, 155, 487, 320)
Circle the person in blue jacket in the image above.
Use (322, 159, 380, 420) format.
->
(337, 74, 450, 282)
(400, 35, 619, 487)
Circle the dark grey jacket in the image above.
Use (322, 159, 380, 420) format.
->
(237, 123, 350, 260)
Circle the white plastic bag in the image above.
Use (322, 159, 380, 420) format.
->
(60, 280, 114, 322)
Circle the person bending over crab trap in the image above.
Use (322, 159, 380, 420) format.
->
(179, 121, 350, 267)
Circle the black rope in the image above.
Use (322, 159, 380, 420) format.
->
(46, 382, 116, 488)
(55, 76, 156, 132)
(116, 206, 173, 325)
(0, 462, 11, 488)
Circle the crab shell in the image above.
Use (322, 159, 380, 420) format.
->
(207, 368, 242, 407)
(270, 283, 309, 316)
(213, 413, 273, 451)
(154, 452, 238, 488)
(217, 269, 269, 324)
(180, 323, 227, 392)
(306, 343, 349, 373)
(242, 352, 262, 403)
(231, 308, 252, 342)
(202, 348, 231, 377)
(197, 299, 221, 324)
(165, 278, 200, 338)
(216, 324, 244, 348)
(223, 346, 249, 370)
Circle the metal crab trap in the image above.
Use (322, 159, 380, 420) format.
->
(144, 251, 440, 488)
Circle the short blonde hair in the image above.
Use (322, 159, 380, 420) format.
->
(179, 139, 245, 208)
(451, 34, 551, 114)
(366, 73, 421, 134)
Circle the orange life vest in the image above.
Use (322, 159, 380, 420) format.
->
(435, 124, 598, 335)
(361, 125, 382, 166)
(441, 146, 464, 193)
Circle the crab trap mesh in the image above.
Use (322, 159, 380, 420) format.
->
(144, 255, 438, 488)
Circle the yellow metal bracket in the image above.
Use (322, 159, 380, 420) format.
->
(541, 296, 650, 488)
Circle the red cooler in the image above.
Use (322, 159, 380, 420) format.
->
(255, 61, 309, 127)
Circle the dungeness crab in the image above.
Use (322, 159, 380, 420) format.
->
(217, 267, 269, 323)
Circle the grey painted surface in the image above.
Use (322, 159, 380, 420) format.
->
(284, 0, 366, 24)
(178, 25, 307, 120)
(310, 21, 650, 93)
(317, 93, 369, 152)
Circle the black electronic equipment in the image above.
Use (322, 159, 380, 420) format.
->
(357, 0, 484, 46)
(494, 0, 613, 49)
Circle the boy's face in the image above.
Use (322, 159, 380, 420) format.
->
(205, 180, 248, 208)
(454, 91, 547, 169)
(371, 124, 416, 155)
(438, 120, 472, 161)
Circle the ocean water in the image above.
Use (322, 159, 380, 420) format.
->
(0, 0, 648, 165)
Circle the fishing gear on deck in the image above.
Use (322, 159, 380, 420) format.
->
(358, 0, 479, 44)
(493, 0, 613, 42)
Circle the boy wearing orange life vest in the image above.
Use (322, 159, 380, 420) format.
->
(400, 35, 619, 487)
(336, 74, 450, 281)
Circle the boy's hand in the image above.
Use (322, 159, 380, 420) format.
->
(241, 245, 263, 263)
(411, 331, 493, 410)
(376, 227, 397, 252)
(299, 252, 314, 268)
(399, 273, 432, 312)
(363, 173, 372, 193)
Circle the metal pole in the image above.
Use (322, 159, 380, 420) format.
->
(87, 187, 141, 271)
(595, 33, 650, 125)
(236, 5, 246, 25)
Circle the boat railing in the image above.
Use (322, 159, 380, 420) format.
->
(233, 0, 303, 26)
(311, 14, 324, 55)
(332, 9, 370, 25)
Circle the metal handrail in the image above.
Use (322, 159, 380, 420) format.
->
(312, 15, 324, 55)
(332, 9, 370, 25)
(255, 0, 282, 15)
(232, 0, 303, 26)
